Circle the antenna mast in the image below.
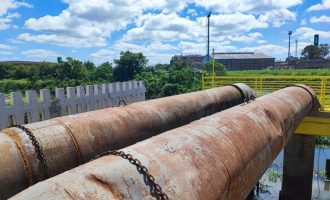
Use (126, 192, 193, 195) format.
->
(207, 12, 211, 63)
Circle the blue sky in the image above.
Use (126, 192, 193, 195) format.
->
(0, 0, 330, 65)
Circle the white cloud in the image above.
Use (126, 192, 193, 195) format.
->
(310, 15, 330, 23)
(146, 41, 176, 51)
(22, 49, 62, 58)
(219, 32, 263, 43)
(293, 27, 330, 41)
(122, 12, 201, 42)
(17, 33, 106, 48)
(300, 19, 307, 25)
(21, 0, 190, 48)
(239, 44, 287, 56)
(199, 13, 268, 35)
(0, 12, 20, 30)
(0, 0, 32, 16)
(258, 9, 296, 27)
(308, 0, 330, 11)
(178, 41, 238, 55)
(187, 9, 198, 16)
(90, 41, 178, 65)
(0, 43, 15, 49)
(257, 40, 268, 44)
(193, 0, 301, 26)
(123, 12, 267, 44)
(90, 49, 116, 63)
(21, 0, 286, 49)
(193, 0, 302, 13)
(0, 0, 31, 30)
(0, 51, 13, 55)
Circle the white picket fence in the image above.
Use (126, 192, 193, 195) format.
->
(0, 80, 146, 129)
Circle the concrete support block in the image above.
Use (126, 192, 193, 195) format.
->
(280, 134, 315, 200)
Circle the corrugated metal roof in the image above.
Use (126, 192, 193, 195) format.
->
(213, 52, 274, 60)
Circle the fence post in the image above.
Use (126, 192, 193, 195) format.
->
(0, 94, 8, 129)
(0, 81, 146, 127)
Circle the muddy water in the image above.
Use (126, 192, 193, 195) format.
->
(254, 147, 330, 200)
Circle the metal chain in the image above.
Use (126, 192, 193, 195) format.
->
(12, 124, 49, 179)
(117, 99, 127, 106)
(241, 95, 256, 106)
(94, 150, 169, 200)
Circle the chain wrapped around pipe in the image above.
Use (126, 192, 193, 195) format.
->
(11, 125, 49, 179)
(94, 150, 169, 200)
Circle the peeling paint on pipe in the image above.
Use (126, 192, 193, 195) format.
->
(10, 85, 316, 200)
(0, 84, 253, 199)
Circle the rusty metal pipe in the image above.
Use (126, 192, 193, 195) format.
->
(10, 85, 316, 200)
(0, 84, 254, 199)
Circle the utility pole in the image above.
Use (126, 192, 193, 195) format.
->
(212, 48, 215, 87)
(288, 31, 292, 64)
(207, 12, 211, 63)
(295, 40, 298, 58)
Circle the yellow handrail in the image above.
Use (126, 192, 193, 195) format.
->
(202, 75, 330, 112)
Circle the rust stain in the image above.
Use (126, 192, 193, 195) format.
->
(54, 120, 82, 165)
(2, 128, 34, 185)
(87, 174, 124, 200)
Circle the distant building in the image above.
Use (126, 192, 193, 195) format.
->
(172, 55, 203, 70)
(57, 57, 63, 63)
(212, 52, 275, 71)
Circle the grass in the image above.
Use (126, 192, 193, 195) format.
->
(227, 69, 330, 76)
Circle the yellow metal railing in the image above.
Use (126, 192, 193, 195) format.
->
(202, 74, 330, 111)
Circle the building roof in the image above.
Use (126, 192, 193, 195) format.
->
(213, 52, 274, 60)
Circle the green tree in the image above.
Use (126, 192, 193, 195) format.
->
(301, 45, 321, 60)
(135, 59, 200, 99)
(0, 64, 6, 79)
(84, 60, 96, 71)
(56, 57, 89, 85)
(167, 60, 200, 93)
(203, 61, 227, 76)
(94, 62, 113, 82)
(114, 51, 147, 82)
(319, 43, 330, 58)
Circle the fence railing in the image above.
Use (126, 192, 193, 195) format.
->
(0, 80, 146, 129)
(202, 75, 330, 111)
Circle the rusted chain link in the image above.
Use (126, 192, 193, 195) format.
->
(117, 99, 127, 106)
(94, 150, 169, 200)
(241, 96, 256, 106)
(12, 125, 49, 179)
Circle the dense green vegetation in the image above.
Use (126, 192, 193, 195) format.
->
(0, 58, 114, 94)
(203, 61, 227, 76)
(0, 51, 201, 99)
(135, 59, 200, 99)
(302, 43, 329, 60)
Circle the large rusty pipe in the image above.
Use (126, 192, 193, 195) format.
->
(10, 85, 316, 200)
(0, 84, 254, 199)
